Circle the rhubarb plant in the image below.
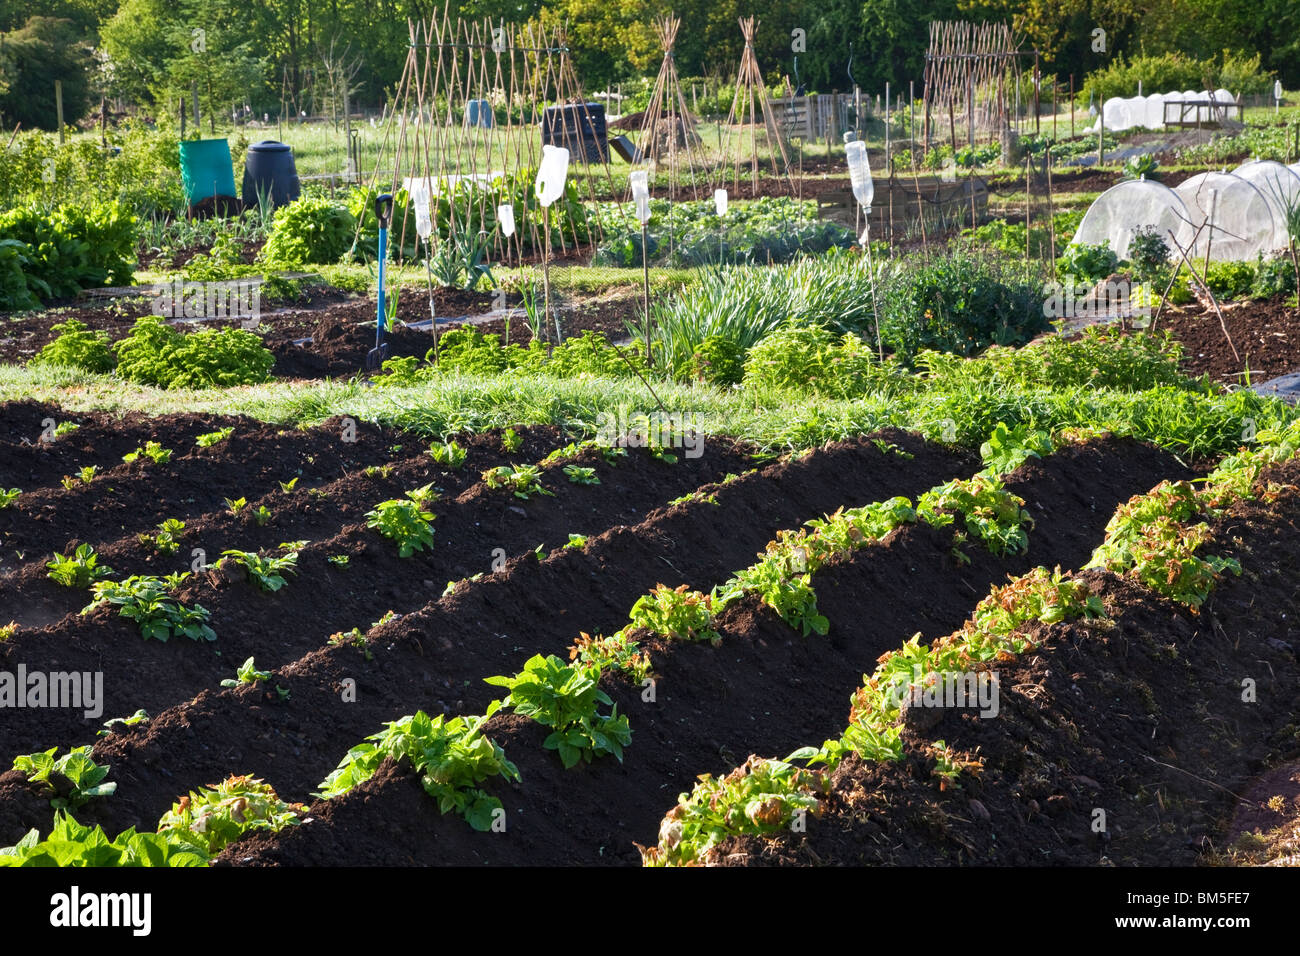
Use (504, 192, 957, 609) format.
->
(486, 654, 632, 768)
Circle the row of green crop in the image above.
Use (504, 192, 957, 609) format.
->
(2, 404, 1286, 864)
(276, 425, 1054, 836)
(640, 417, 1300, 865)
(32, 317, 275, 389)
(0, 202, 136, 311)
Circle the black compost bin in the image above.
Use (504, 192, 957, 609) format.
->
(541, 103, 607, 163)
(242, 140, 301, 208)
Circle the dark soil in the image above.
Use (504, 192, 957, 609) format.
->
(1153, 299, 1300, 386)
(711, 458, 1300, 866)
(1, 286, 637, 380)
(129, 436, 1190, 866)
(0, 429, 977, 846)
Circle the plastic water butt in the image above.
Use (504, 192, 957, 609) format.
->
(465, 99, 495, 128)
(178, 139, 238, 206)
(242, 140, 301, 209)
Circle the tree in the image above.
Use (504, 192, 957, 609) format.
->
(0, 17, 95, 129)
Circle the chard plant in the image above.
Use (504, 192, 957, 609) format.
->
(251, 504, 272, 526)
(642, 756, 826, 867)
(366, 499, 436, 556)
(570, 631, 653, 684)
(501, 427, 523, 453)
(486, 654, 632, 768)
(225, 496, 247, 514)
(12, 746, 117, 811)
(47, 544, 115, 588)
(78, 465, 98, 484)
(629, 584, 720, 644)
(0, 488, 19, 508)
(156, 775, 306, 856)
(317, 707, 519, 832)
(84, 575, 216, 642)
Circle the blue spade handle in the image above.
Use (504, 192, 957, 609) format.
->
(375, 193, 394, 343)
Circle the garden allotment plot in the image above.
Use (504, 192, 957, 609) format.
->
(2, 324, 1299, 866)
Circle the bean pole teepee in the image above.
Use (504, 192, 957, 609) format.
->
(632, 14, 708, 201)
(717, 16, 794, 198)
(358, 8, 620, 273)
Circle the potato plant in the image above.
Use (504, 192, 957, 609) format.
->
(366, 499, 436, 557)
(486, 654, 631, 768)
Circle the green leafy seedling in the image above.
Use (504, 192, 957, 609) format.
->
(12, 746, 117, 811)
(366, 499, 436, 557)
(47, 544, 115, 589)
(221, 656, 272, 687)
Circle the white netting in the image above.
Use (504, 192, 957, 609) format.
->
(1173, 171, 1281, 260)
(1071, 179, 1191, 259)
(1086, 89, 1238, 132)
(1233, 160, 1300, 239)
(1142, 93, 1165, 129)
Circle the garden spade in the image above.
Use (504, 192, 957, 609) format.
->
(366, 193, 395, 373)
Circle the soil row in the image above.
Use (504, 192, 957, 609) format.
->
(713, 458, 1300, 866)
(0, 435, 756, 763)
(207, 437, 1183, 865)
(0, 430, 974, 844)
